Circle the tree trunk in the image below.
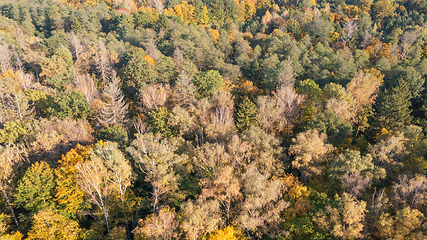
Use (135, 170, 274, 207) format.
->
(0, 183, 19, 226)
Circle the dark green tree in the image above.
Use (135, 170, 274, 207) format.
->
(374, 79, 413, 131)
(47, 91, 92, 120)
(236, 98, 258, 132)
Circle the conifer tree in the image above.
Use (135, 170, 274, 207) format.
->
(97, 75, 129, 127)
(236, 98, 258, 132)
(375, 79, 413, 131)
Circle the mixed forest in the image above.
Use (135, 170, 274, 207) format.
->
(0, 0, 427, 238)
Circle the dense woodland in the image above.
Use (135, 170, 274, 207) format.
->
(0, 0, 426, 238)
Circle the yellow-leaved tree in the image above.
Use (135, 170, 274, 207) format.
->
(55, 144, 90, 218)
(208, 225, 247, 240)
(26, 209, 82, 240)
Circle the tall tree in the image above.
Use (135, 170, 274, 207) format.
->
(75, 141, 129, 232)
(97, 75, 129, 127)
(0, 144, 23, 226)
(374, 79, 413, 131)
(95, 38, 113, 83)
(127, 133, 180, 213)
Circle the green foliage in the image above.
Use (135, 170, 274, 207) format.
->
(192, 70, 224, 99)
(147, 106, 174, 138)
(307, 110, 353, 147)
(122, 55, 157, 90)
(97, 125, 129, 147)
(23, 89, 53, 117)
(0, 120, 30, 143)
(374, 79, 413, 131)
(297, 79, 322, 101)
(47, 91, 92, 120)
(15, 162, 56, 214)
(236, 98, 258, 132)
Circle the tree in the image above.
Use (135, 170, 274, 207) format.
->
(236, 98, 258, 132)
(0, 144, 23, 226)
(313, 193, 367, 239)
(138, 84, 168, 111)
(192, 70, 224, 99)
(15, 161, 56, 215)
(133, 207, 178, 240)
(289, 129, 335, 182)
(75, 141, 123, 232)
(26, 209, 82, 240)
(180, 199, 223, 240)
(374, 79, 413, 131)
(122, 55, 157, 90)
(147, 106, 173, 138)
(236, 166, 289, 238)
(97, 76, 129, 127)
(208, 225, 247, 240)
(127, 132, 180, 213)
(375, 207, 425, 239)
(275, 59, 295, 88)
(95, 38, 113, 83)
(346, 70, 383, 136)
(171, 71, 197, 108)
(47, 91, 92, 120)
(329, 150, 385, 196)
(55, 144, 89, 218)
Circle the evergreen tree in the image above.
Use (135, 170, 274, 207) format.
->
(375, 79, 413, 131)
(236, 98, 258, 132)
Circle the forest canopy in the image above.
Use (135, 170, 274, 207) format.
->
(0, 0, 427, 238)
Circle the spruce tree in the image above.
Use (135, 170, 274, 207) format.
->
(375, 79, 413, 131)
(236, 98, 258, 132)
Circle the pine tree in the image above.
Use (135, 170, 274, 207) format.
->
(97, 75, 130, 127)
(236, 98, 258, 132)
(375, 79, 413, 131)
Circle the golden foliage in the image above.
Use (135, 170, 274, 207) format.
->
(27, 209, 82, 240)
(55, 144, 90, 216)
(208, 225, 247, 240)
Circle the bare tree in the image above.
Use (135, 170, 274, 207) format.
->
(0, 144, 24, 227)
(97, 75, 129, 126)
(275, 59, 295, 88)
(0, 40, 13, 75)
(342, 19, 358, 46)
(67, 31, 84, 60)
(74, 72, 99, 105)
(76, 141, 129, 232)
(0, 92, 35, 123)
(400, 30, 417, 60)
(173, 47, 184, 69)
(95, 38, 113, 83)
(127, 133, 181, 213)
(138, 84, 168, 111)
(172, 71, 197, 108)
(133, 207, 178, 240)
